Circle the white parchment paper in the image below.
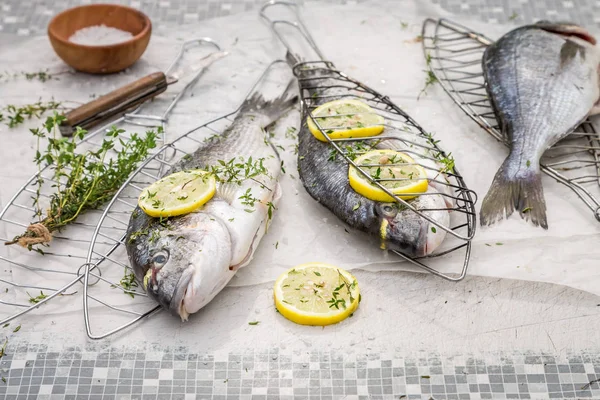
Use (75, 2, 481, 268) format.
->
(0, 0, 599, 338)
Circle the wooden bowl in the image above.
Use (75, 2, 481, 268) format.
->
(48, 4, 152, 74)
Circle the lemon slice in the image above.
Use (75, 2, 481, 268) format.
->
(307, 99, 385, 142)
(274, 262, 360, 326)
(138, 169, 216, 218)
(348, 149, 428, 202)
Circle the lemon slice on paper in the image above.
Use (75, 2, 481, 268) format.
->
(274, 262, 360, 326)
(348, 149, 428, 202)
(307, 99, 385, 142)
(138, 169, 216, 218)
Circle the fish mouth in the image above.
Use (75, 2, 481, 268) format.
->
(168, 265, 195, 321)
(381, 216, 428, 258)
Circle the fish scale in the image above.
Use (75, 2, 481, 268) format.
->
(480, 22, 600, 229)
(125, 84, 296, 320)
(295, 67, 450, 257)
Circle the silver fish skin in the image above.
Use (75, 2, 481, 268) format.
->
(294, 64, 451, 257)
(125, 84, 296, 320)
(480, 22, 600, 229)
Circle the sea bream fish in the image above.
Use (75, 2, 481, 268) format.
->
(125, 83, 297, 320)
(293, 61, 453, 257)
(480, 22, 600, 229)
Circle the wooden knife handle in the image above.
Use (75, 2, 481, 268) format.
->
(60, 72, 168, 136)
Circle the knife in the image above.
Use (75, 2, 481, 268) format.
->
(59, 50, 229, 137)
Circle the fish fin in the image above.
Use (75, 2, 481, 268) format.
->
(480, 157, 548, 229)
(239, 79, 298, 127)
(534, 21, 597, 45)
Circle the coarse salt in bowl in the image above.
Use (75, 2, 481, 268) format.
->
(48, 4, 152, 74)
(68, 24, 134, 46)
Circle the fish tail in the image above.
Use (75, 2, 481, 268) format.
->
(480, 156, 548, 229)
(239, 78, 298, 127)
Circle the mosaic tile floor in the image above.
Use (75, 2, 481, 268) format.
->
(2, 343, 600, 400)
(2, 0, 600, 399)
(2, 0, 600, 36)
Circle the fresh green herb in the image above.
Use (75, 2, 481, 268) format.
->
(431, 227, 437, 233)
(248, 321, 260, 326)
(526, 160, 531, 167)
(328, 148, 338, 162)
(111, 269, 139, 298)
(2, 324, 8, 328)
(509, 11, 518, 21)
(228, 218, 235, 222)
(280, 160, 286, 174)
(1, 377, 5, 384)
(401, 22, 408, 29)
(266, 202, 276, 221)
(496, 242, 503, 246)
(418, 70, 439, 100)
(0, 339, 7, 358)
(421, 375, 430, 379)
(208, 156, 270, 186)
(522, 207, 532, 213)
(353, 201, 361, 211)
(239, 188, 260, 208)
(6, 114, 158, 249)
(275, 241, 279, 249)
(12, 325, 20, 333)
(314, 271, 321, 277)
(27, 291, 47, 304)
(0, 69, 63, 83)
(0, 100, 64, 128)
(285, 126, 297, 140)
(128, 229, 148, 244)
(372, 167, 382, 180)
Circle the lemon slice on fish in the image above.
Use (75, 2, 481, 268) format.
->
(307, 99, 385, 142)
(348, 149, 428, 202)
(274, 262, 360, 326)
(138, 169, 216, 218)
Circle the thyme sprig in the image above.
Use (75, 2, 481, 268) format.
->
(5, 112, 158, 249)
(326, 270, 357, 310)
(0, 100, 65, 128)
(0, 69, 66, 83)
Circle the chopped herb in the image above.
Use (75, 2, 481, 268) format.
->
(1, 324, 8, 328)
(509, 11, 518, 21)
(248, 321, 260, 326)
(275, 242, 279, 249)
(496, 242, 503, 246)
(418, 70, 439, 100)
(522, 207, 532, 213)
(285, 126, 297, 140)
(526, 160, 531, 167)
(228, 218, 235, 222)
(431, 226, 437, 233)
(0, 339, 7, 358)
(12, 325, 20, 333)
(401, 22, 408, 29)
(111, 269, 138, 298)
(352, 201, 361, 211)
(314, 271, 321, 277)
(27, 291, 47, 304)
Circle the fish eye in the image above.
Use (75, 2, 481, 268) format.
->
(152, 251, 169, 268)
(381, 204, 397, 217)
